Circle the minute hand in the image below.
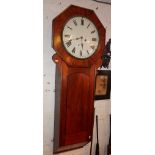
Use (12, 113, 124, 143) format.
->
(81, 43, 83, 49)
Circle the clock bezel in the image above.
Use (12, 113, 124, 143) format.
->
(52, 5, 106, 68)
(61, 15, 100, 60)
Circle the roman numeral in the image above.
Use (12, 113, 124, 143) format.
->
(80, 50, 82, 56)
(66, 41, 71, 47)
(91, 30, 95, 34)
(87, 23, 90, 28)
(90, 45, 95, 50)
(81, 18, 84, 25)
(73, 20, 77, 26)
(64, 34, 70, 38)
(87, 50, 89, 55)
(72, 47, 76, 53)
(92, 38, 97, 41)
(67, 26, 72, 30)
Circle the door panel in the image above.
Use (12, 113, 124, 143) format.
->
(65, 73, 90, 145)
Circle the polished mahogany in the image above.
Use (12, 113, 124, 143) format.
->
(52, 5, 106, 153)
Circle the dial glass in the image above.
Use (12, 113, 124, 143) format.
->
(62, 16, 99, 59)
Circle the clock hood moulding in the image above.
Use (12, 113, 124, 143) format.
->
(52, 5, 106, 68)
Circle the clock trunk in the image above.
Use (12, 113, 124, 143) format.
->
(53, 58, 96, 153)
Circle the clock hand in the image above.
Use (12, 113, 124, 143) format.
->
(66, 37, 81, 42)
(81, 43, 83, 49)
(75, 37, 82, 40)
(80, 36, 84, 49)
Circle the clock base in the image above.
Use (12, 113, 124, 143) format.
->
(53, 141, 90, 154)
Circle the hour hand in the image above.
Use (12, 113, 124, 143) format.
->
(75, 37, 81, 40)
(67, 37, 80, 41)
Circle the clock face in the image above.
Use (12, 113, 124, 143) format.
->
(62, 16, 99, 59)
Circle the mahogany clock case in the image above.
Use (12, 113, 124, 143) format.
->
(52, 5, 106, 153)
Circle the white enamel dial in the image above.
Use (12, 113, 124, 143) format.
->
(62, 16, 99, 59)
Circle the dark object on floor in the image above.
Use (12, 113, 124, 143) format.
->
(95, 115, 99, 155)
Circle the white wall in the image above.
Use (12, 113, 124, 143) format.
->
(43, 0, 111, 155)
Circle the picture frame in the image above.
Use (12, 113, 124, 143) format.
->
(95, 70, 111, 100)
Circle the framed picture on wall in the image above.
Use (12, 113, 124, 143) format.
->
(95, 70, 111, 100)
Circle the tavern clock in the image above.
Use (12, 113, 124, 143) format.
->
(52, 5, 105, 153)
